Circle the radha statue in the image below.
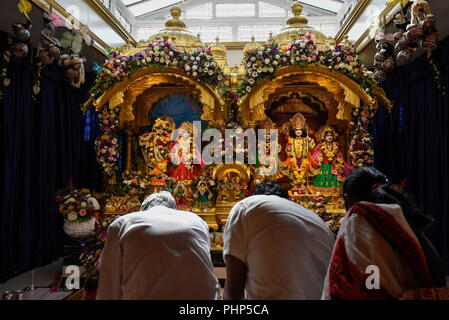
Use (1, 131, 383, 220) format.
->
(308, 126, 353, 195)
(168, 121, 205, 184)
(281, 113, 315, 192)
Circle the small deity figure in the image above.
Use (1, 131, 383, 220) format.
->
(281, 113, 316, 192)
(193, 179, 215, 212)
(217, 170, 248, 203)
(253, 119, 283, 184)
(172, 182, 191, 211)
(169, 121, 205, 184)
(139, 116, 175, 177)
(308, 126, 353, 195)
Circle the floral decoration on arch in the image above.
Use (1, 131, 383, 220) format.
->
(237, 33, 378, 98)
(89, 40, 227, 99)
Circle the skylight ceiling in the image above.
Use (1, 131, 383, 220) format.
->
(122, 0, 344, 19)
(127, 0, 182, 17)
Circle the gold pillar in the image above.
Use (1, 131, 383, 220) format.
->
(125, 129, 133, 170)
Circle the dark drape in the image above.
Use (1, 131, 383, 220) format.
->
(1, 55, 102, 283)
(374, 36, 449, 273)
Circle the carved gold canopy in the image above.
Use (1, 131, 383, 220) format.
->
(238, 64, 392, 127)
(88, 67, 226, 128)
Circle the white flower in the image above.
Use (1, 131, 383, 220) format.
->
(252, 71, 258, 77)
(192, 65, 198, 70)
(217, 75, 222, 80)
(205, 62, 210, 67)
(67, 212, 78, 221)
(154, 46, 160, 51)
(257, 67, 262, 73)
(246, 86, 252, 92)
(307, 57, 312, 62)
(169, 51, 173, 56)
(253, 63, 258, 69)
(268, 67, 274, 73)
(290, 59, 295, 64)
(66, 197, 76, 204)
(300, 42, 305, 48)
(204, 67, 209, 72)
(81, 202, 87, 208)
(211, 62, 216, 67)
(273, 60, 278, 66)
(295, 57, 299, 61)
(160, 58, 165, 64)
(275, 54, 280, 60)
(193, 71, 198, 76)
(286, 51, 291, 56)
(264, 58, 270, 64)
(154, 51, 160, 56)
(250, 57, 256, 62)
(249, 78, 255, 84)
(208, 70, 213, 75)
(257, 50, 263, 56)
(185, 65, 191, 71)
(196, 56, 201, 61)
(262, 67, 268, 73)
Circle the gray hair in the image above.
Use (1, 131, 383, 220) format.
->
(141, 191, 177, 211)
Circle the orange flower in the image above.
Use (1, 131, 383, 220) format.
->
(59, 206, 64, 213)
(79, 209, 87, 216)
(68, 205, 75, 211)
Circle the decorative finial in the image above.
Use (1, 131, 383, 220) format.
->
(269, 32, 273, 42)
(165, 6, 186, 28)
(215, 36, 220, 43)
(163, 35, 169, 41)
(287, 2, 308, 25)
(251, 35, 255, 42)
(197, 32, 201, 39)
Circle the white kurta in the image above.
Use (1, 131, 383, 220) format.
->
(223, 195, 335, 300)
(97, 206, 220, 300)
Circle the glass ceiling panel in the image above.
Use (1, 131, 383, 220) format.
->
(121, 0, 140, 5)
(128, 0, 182, 17)
(299, 0, 343, 13)
(346, 0, 384, 41)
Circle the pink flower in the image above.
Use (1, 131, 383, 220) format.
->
(108, 156, 114, 162)
(103, 120, 109, 124)
(311, 56, 316, 61)
(165, 55, 170, 60)
(108, 148, 114, 154)
(346, 56, 354, 62)
(155, 57, 160, 62)
(112, 139, 117, 145)
(301, 55, 306, 61)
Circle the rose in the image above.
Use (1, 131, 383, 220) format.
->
(79, 209, 87, 216)
(67, 211, 78, 221)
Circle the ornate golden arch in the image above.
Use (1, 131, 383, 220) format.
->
(87, 67, 226, 128)
(238, 65, 392, 127)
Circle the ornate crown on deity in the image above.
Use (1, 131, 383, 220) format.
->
(259, 118, 277, 130)
(153, 116, 175, 132)
(178, 121, 194, 134)
(291, 112, 306, 129)
(318, 125, 338, 141)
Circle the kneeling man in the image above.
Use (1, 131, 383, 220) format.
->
(223, 181, 335, 300)
(97, 191, 220, 300)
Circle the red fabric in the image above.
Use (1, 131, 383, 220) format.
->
(348, 202, 433, 288)
(329, 238, 392, 300)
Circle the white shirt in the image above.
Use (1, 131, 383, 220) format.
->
(223, 195, 335, 300)
(97, 206, 220, 300)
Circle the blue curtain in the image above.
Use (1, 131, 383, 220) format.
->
(0, 56, 101, 282)
(374, 36, 449, 273)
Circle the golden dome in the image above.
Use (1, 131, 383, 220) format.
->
(148, 6, 203, 52)
(273, 2, 327, 50)
(208, 36, 228, 67)
(243, 35, 262, 56)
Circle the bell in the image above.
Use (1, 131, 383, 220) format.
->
(395, 37, 408, 51)
(405, 25, 423, 43)
(397, 50, 411, 65)
(374, 69, 387, 83)
(374, 51, 386, 62)
(11, 42, 28, 58)
(421, 32, 438, 52)
(420, 15, 436, 34)
(394, 31, 403, 41)
(381, 57, 395, 72)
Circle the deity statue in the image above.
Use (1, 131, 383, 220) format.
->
(139, 116, 175, 177)
(252, 119, 283, 185)
(216, 169, 249, 203)
(168, 121, 205, 184)
(193, 179, 215, 213)
(308, 126, 353, 195)
(281, 113, 316, 192)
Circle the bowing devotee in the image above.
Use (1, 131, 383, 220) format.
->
(322, 167, 446, 300)
(223, 181, 335, 300)
(96, 191, 220, 300)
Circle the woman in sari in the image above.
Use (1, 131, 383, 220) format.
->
(322, 167, 446, 300)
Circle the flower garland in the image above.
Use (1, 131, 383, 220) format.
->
(95, 133, 120, 176)
(237, 33, 377, 98)
(89, 41, 226, 100)
(349, 106, 375, 167)
(320, 141, 339, 161)
(139, 132, 171, 168)
(182, 48, 225, 88)
(56, 188, 96, 224)
(238, 42, 284, 96)
(98, 106, 119, 133)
